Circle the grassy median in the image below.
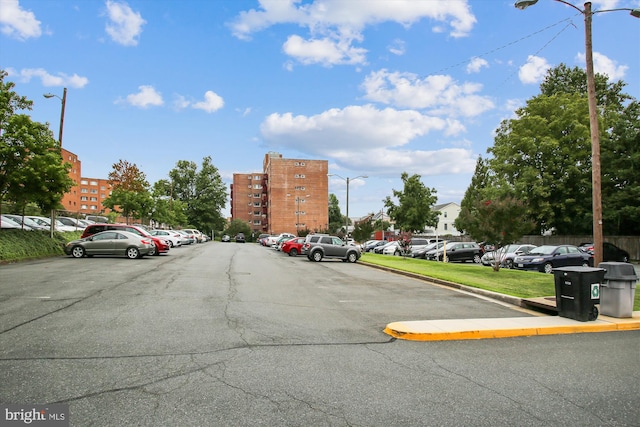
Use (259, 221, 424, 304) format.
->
(360, 253, 640, 311)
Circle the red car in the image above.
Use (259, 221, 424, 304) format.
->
(81, 224, 170, 256)
(281, 237, 305, 256)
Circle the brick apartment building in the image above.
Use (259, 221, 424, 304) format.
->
(59, 147, 114, 216)
(230, 152, 328, 235)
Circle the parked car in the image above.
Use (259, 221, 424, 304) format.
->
(3, 214, 48, 231)
(304, 235, 361, 263)
(513, 245, 592, 274)
(176, 230, 195, 245)
(281, 237, 305, 256)
(63, 230, 154, 259)
(235, 232, 246, 243)
(301, 234, 330, 255)
(1, 215, 25, 230)
(150, 229, 183, 247)
(57, 216, 86, 231)
(266, 233, 296, 247)
(579, 242, 630, 263)
(27, 216, 76, 232)
(362, 240, 386, 252)
(182, 229, 204, 243)
(221, 234, 231, 242)
(411, 241, 446, 259)
(426, 241, 483, 263)
(481, 244, 537, 269)
(373, 241, 396, 254)
(81, 224, 170, 256)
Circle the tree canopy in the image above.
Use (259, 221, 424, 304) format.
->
(384, 172, 438, 233)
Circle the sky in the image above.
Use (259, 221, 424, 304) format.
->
(2, 0, 639, 219)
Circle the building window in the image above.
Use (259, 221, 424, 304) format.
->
(81, 204, 88, 209)
(90, 197, 98, 201)
(81, 188, 88, 193)
(254, 175, 261, 180)
(90, 189, 98, 194)
(253, 220, 261, 225)
(444, 224, 448, 230)
(90, 205, 98, 210)
(294, 174, 305, 178)
(294, 161, 306, 166)
(295, 186, 306, 190)
(444, 212, 448, 218)
(90, 181, 98, 186)
(80, 180, 88, 185)
(80, 196, 88, 201)
(253, 193, 261, 198)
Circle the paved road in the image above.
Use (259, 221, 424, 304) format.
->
(1, 243, 638, 426)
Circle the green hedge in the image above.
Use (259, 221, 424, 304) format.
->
(0, 230, 82, 263)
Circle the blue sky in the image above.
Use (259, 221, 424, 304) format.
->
(2, 0, 639, 219)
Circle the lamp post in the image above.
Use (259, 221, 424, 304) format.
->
(514, 1, 639, 267)
(328, 174, 368, 238)
(43, 88, 67, 238)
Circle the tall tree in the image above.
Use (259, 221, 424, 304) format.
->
(1, 71, 72, 218)
(487, 64, 639, 235)
(104, 159, 151, 223)
(384, 172, 438, 233)
(328, 193, 343, 233)
(168, 156, 226, 232)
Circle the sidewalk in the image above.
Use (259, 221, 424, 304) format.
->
(363, 262, 640, 341)
(384, 312, 640, 341)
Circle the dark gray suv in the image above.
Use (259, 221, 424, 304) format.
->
(303, 235, 361, 263)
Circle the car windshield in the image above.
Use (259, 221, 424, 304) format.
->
(529, 245, 556, 255)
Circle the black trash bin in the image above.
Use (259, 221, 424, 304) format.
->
(598, 262, 638, 318)
(553, 266, 604, 321)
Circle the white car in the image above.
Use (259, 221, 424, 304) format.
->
(27, 216, 76, 232)
(266, 233, 296, 247)
(150, 229, 183, 247)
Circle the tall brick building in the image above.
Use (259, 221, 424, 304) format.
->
(230, 152, 328, 235)
(59, 147, 114, 216)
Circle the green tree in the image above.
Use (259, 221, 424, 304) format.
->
(104, 159, 151, 223)
(150, 179, 188, 228)
(488, 64, 639, 235)
(224, 219, 251, 239)
(169, 156, 227, 233)
(0, 71, 73, 219)
(384, 172, 438, 233)
(352, 218, 374, 243)
(328, 193, 343, 233)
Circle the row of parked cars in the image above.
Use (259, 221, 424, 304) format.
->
(259, 232, 362, 263)
(62, 224, 209, 259)
(361, 238, 631, 273)
(1, 214, 95, 232)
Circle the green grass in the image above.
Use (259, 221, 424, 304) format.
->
(0, 229, 82, 263)
(361, 253, 640, 311)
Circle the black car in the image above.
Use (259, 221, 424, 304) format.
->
(235, 233, 246, 243)
(579, 242, 630, 263)
(514, 245, 592, 274)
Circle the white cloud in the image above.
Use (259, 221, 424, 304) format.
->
(466, 57, 488, 74)
(260, 104, 475, 176)
(388, 39, 406, 56)
(518, 55, 551, 84)
(122, 85, 163, 108)
(576, 51, 628, 81)
(229, 0, 476, 66)
(192, 90, 224, 113)
(105, 0, 146, 46)
(6, 67, 89, 88)
(283, 34, 367, 66)
(360, 69, 494, 117)
(0, 0, 41, 40)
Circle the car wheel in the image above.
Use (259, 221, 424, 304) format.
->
(582, 261, 590, 267)
(289, 248, 298, 256)
(347, 252, 358, 263)
(71, 246, 85, 258)
(168, 240, 174, 248)
(312, 251, 323, 262)
(127, 247, 140, 259)
(543, 262, 553, 274)
(147, 244, 156, 256)
(504, 259, 514, 269)
(394, 250, 401, 256)
(473, 254, 481, 264)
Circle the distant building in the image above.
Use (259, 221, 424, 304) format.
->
(427, 202, 461, 236)
(59, 147, 115, 216)
(230, 152, 329, 235)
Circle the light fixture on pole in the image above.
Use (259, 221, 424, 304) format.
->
(43, 88, 68, 238)
(328, 174, 368, 238)
(514, 0, 639, 267)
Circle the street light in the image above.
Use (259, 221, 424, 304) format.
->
(43, 88, 67, 238)
(328, 174, 368, 238)
(514, 1, 639, 267)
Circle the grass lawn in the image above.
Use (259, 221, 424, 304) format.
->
(360, 253, 640, 311)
